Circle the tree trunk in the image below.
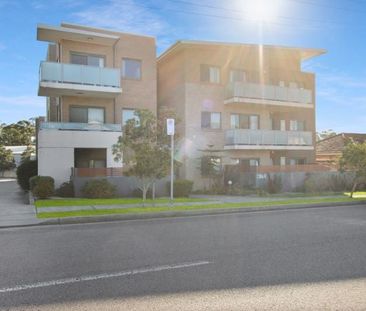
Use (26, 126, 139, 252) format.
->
(350, 181, 358, 198)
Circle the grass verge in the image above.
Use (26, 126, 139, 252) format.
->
(37, 197, 366, 219)
(35, 197, 209, 208)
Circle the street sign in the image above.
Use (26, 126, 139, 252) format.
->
(167, 118, 175, 136)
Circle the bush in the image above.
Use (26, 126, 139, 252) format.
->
(56, 181, 74, 198)
(16, 159, 37, 191)
(82, 179, 116, 198)
(266, 174, 282, 194)
(174, 179, 194, 197)
(166, 179, 194, 197)
(31, 176, 55, 199)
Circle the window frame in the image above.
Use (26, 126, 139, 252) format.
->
(201, 111, 221, 129)
(69, 106, 105, 124)
(70, 52, 106, 67)
(229, 69, 246, 83)
(121, 58, 142, 80)
(200, 64, 221, 84)
(230, 113, 260, 130)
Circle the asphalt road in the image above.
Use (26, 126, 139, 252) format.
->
(1, 204, 366, 310)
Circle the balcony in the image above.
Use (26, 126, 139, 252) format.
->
(225, 129, 313, 150)
(225, 82, 313, 108)
(38, 61, 122, 98)
(39, 122, 121, 132)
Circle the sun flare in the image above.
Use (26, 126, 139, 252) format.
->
(245, 0, 279, 22)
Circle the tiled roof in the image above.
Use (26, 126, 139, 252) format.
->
(316, 133, 366, 154)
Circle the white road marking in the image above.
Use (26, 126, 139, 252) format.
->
(0, 261, 211, 293)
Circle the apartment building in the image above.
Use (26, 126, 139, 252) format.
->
(36, 23, 157, 186)
(158, 41, 325, 188)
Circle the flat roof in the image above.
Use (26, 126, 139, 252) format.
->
(158, 40, 326, 62)
(37, 24, 119, 46)
(61, 22, 155, 39)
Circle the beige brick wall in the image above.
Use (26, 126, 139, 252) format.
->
(158, 43, 318, 188)
(58, 26, 157, 123)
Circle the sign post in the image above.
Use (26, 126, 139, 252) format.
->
(167, 118, 175, 205)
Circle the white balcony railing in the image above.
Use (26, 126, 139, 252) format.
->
(39, 122, 122, 132)
(225, 82, 312, 105)
(225, 129, 313, 146)
(39, 61, 121, 88)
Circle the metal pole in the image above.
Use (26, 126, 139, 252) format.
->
(170, 134, 174, 205)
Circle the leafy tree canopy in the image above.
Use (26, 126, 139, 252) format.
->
(0, 145, 15, 174)
(339, 140, 366, 197)
(113, 109, 179, 201)
(0, 120, 35, 146)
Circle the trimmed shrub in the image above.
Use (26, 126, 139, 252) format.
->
(56, 181, 75, 198)
(167, 179, 194, 197)
(16, 159, 37, 191)
(82, 179, 116, 198)
(31, 176, 55, 199)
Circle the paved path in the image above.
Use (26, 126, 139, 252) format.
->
(0, 179, 41, 227)
(1, 204, 366, 309)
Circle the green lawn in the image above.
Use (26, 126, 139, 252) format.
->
(344, 192, 366, 198)
(35, 197, 209, 208)
(37, 197, 366, 219)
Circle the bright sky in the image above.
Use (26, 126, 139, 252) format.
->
(0, 0, 365, 133)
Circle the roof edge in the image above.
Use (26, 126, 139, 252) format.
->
(158, 40, 326, 62)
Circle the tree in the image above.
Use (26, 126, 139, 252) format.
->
(316, 129, 337, 142)
(113, 109, 175, 202)
(0, 120, 35, 146)
(21, 145, 35, 162)
(0, 145, 15, 176)
(339, 140, 366, 198)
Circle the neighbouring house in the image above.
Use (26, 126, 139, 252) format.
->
(158, 40, 326, 189)
(36, 23, 326, 190)
(36, 23, 157, 187)
(316, 133, 366, 169)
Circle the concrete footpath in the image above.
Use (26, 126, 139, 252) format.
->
(0, 178, 365, 228)
(0, 179, 43, 227)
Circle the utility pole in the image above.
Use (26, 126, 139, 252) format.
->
(167, 118, 175, 205)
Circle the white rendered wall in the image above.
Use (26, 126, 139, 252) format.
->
(38, 129, 122, 187)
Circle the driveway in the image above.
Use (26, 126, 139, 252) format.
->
(0, 179, 41, 227)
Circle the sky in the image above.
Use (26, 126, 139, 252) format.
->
(0, 0, 365, 133)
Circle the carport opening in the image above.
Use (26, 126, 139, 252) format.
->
(74, 148, 106, 168)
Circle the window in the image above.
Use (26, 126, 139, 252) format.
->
(69, 107, 104, 124)
(122, 58, 141, 80)
(201, 112, 221, 129)
(280, 156, 286, 166)
(290, 120, 305, 131)
(289, 82, 298, 88)
(201, 156, 222, 176)
(200, 65, 220, 83)
(289, 158, 306, 165)
(122, 109, 139, 126)
(229, 69, 246, 83)
(70, 53, 105, 67)
(231, 114, 259, 129)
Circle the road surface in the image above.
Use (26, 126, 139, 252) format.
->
(1, 204, 366, 310)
